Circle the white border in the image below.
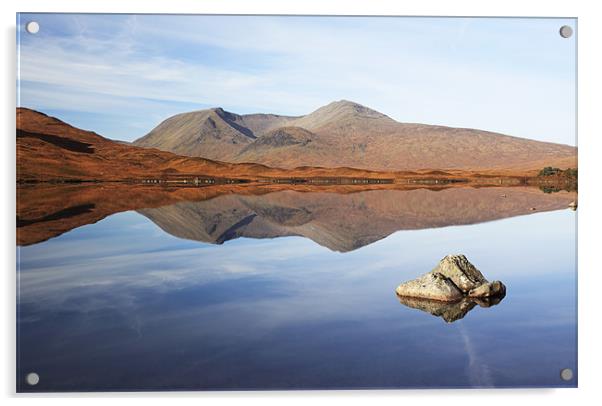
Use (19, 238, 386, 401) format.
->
(3, 0, 601, 404)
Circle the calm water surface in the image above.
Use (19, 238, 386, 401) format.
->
(16, 188, 577, 391)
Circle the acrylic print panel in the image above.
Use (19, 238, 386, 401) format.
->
(16, 14, 577, 392)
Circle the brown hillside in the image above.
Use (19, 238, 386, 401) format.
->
(16, 108, 276, 182)
(16, 108, 434, 182)
(134, 100, 577, 172)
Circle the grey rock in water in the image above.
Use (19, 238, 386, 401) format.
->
(468, 280, 506, 298)
(394, 272, 464, 302)
(395, 254, 506, 302)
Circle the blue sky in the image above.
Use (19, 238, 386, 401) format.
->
(17, 14, 576, 145)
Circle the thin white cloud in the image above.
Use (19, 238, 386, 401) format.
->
(458, 322, 494, 387)
(18, 15, 575, 144)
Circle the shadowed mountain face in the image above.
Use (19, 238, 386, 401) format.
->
(137, 186, 576, 252)
(134, 100, 577, 172)
(132, 108, 259, 161)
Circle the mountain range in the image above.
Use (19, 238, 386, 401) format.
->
(16, 108, 410, 182)
(134, 100, 577, 172)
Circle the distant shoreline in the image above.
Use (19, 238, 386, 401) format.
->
(16, 174, 576, 195)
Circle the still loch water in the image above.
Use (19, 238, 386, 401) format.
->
(17, 187, 577, 391)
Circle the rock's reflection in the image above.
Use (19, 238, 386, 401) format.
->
(397, 294, 506, 323)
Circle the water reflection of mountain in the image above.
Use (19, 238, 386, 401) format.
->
(17, 184, 575, 249)
(137, 187, 576, 252)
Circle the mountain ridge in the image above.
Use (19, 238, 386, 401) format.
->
(133, 100, 577, 171)
(21, 107, 474, 182)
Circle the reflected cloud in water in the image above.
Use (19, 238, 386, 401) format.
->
(16, 186, 577, 390)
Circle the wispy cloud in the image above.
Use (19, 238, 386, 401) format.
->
(458, 322, 494, 387)
(18, 14, 576, 143)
